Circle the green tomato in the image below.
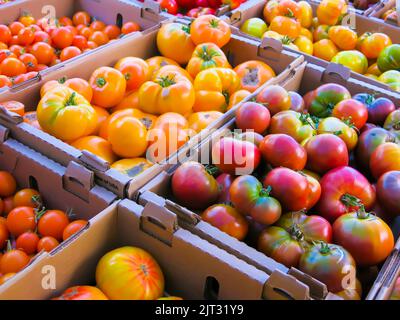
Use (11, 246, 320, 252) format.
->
(378, 70, 400, 92)
(240, 18, 268, 39)
(377, 44, 400, 73)
(331, 50, 368, 74)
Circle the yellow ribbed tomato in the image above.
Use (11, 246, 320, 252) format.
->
(294, 36, 314, 55)
(188, 111, 223, 133)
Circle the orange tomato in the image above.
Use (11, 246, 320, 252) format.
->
(73, 11, 91, 26)
(30, 42, 55, 65)
(270, 16, 301, 39)
(8, 44, 23, 57)
(87, 41, 98, 49)
(72, 35, 89, 50)
(190, 15, 231, 48)
(90, 20, 106, 32)
(113, 91, 140, 111)
(234, 60, 276, 93)
(366, 63, 382, 77)
(277, 0, 303, 20)
(0, 25, 12, 44)
(37, 236, 59, 252)
(19, 14, 35, 27)
(0, 100, 25, 116)
(60, 46, 82, 61)
(59, 17, 73, 27)
(40, 79, 63, 97)
(188, 111, 223, 133)
(317, 0, 348, 26)
(0, 75, 12, 88)
(104, 25, 121, 40)
(0, 171, 16, 197)
(92, 105, 109, 134)
(328, 26, 357, 51)
(313, 39, 339, 61)
(16, 231, 40, 255)
(0, 273, 16, 285)
(357, 32, 392, 60)
(228, 89, 251, 110)
(300, 27, 313, 41)
(19, 53, 38, 71)
(71, 136, 118, 164)
(0, 57, 26, 77)
(0, 222, 8, 249)
(17, 27, 35, 46)
(298, 1, 313, 28)
(114, 57, 151, 91)
(9, 22, 24, 36)
(89, 31, 109, 46)
(13, 189, 41, 208)
(0, 249, 30, 274)
(51, 27, 74, 49)
(38, 210, 69, 241)
(111, 158, 153, 178)
(53, 286, 108, 300)
(62, 220, 88, 241)
(80, 26, 93, 39)
(2, 197, 14, 216)
(121, 22, 140, 35)
(146, 56, 180, 77)
(90, 67, 126, 108)
(64, 78, 93, 102)
(34, 31, 51, 44)
(313, 25, 330, 42)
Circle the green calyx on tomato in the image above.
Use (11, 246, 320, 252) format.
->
(96, 77, 106, 88)
(156, 75, 176, 88)
(197, 45, 221, 65)
(209, 19, 220, 29)
(317, 241, 333, 255)
(65, 92, 77, 107)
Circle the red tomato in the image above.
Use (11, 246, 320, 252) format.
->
(62, 220, 88, 241)
(0, 249, 30, 274)
(51, 27, 74, 49)
(235, 102, 271, 134)
(15, 231, 40, 255)
(37, 236, 59, 252)
(6, 207, 37, 237)
(38, 210, 70, 241)
(332, 99, 368, 130)
(0, 222, 9, 249)
(216, 173, 235, 204)
(256, 85, 291, 115)
(0, 171, 17, 197)
(157, 0, 179, 14)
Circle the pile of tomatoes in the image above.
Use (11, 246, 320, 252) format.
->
(170, 82, 400, 299)
(52, 246, 181, 300)
(0, 11, 140, 89)
(239, 0, 400, 92)
(2, 15, 276, 178)
(0, 171, 88, 286)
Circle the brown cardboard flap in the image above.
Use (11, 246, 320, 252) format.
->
(322, 63, 352, 84)
(0, 125, 9, 144)
(264, 269, 310, 300)
(63, 161, 95, 202)
(288, 268, 328, 300)
(79, 150, 111, 172)
(0, 106, 23, 125)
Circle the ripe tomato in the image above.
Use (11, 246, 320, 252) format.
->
(72, 35, 88, 50)
(317, 0, 348, 26)
(6, 207, 36, 237)
(0, 75, 12, 88)
(299, 243, 356, 293)
(313, 39, 339, 61)
(146, 56, 179, 77)
(235, 102, 270, 134)
(114, 57, 151, 91)
(96, 247, 165, 300)
(328, 26, 357, 51)
(17, 27, 34, 46)
(333, 210, 394, 266)
(190, 15, 231, 48)
(270, 16, 301, 39)
(89, 31, 109, 46)
(71, 136, 117, 164)
(0, 249, 30, 274)
(234, 60, 275, 93)
(13, 189, 41, 208)
(90, 67, 126, 108)
(37, 210, 69, 241)
(104, 25, 121, 40)
(157, 0, 178, 14)
(377, 171, 400, 218)
(72, 12, 91, 26)
(60, 46, 82, 61)
(230, 175, 282, 225)
(0, 273, 16, 285)
(294, 36, 313, 55)
(62, 220, 88, 241)
(30, 42, 54, 65)
(354, 94, 395, 126)
(202, 204, 249, 240)
(256, 85, 291, 116)
(188, 111, 223, 133)
(16, 231, 40, 255)
(51, 27, 74, 49)
(332, 99, 368, 130)
(0, 49, 17, 63)
(37, 236, 59, 252)
(317, 166, 376, 223)
(331, 50, 368, 74)
(9, 22, 24, 36)
(370, 143, 400, 179)
(0, 222, 9, 249)
(289, 91, 305, 113)
(121, 22, 140, 35)
(0, 57, 26, 77)
(2, 197, 14, 216)
(19, 53, 38, 71)
(298, 1, 312, 28)
(317, 118, 358, 151)
(53, 286, 108, 300)
(0, 171, 16, 197)
(228, 89, 251, 111)
(0, 25, 11, 44)
(358, 32, 392, 60)
(64, 78, 93, 102)
(80, 26, 93, 39)
(90, 20, 106, 32)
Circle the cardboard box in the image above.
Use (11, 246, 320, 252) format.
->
(368, 0, 400, 26)
(136, 61, 400, 300)
(0, 23, 303, 199)
(223, 0, 400, 94)
(0, 199, 324, 300)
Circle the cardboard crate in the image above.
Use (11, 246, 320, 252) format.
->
(136, 61, 400, 300)
(367, 0, 400, 27)
(0, 23, 303, 199)
(223, 0, 400, 94)
(0, 199, 324, 300)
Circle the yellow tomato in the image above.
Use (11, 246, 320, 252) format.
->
(300, 28, 313, 41)
(188, 111, 224, 133)
(111, 158, 153, 177)
(366, 63, 382, 77)
(313, 39, 339, 61)
(298, 1, 313, 28)
(71, 136, 118, 164)
(294, 36, 313, 55)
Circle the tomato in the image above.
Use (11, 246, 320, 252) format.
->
(9, 22, 24, 36)
(353, 94, 395, 126)
(235, 102, 271, 134)
(60, 46, 82, 61)
(71, 136, 117, 164)
(113, 91, 140, 112)
(379, 70, 400, 92)
(0, 25, 11, 44)
(308, 83, 351, 118)
(2, 197, 14, 216)
(234, 60, 275, 93)
(37, 210, 69, 241)
(240, 18, 268, 39)
(80, 26, 93, 39)
(114, 57, 151, 92)
(90, 20, 106, 32)
(366, 63, 382, 77)
(370, 143, 400, 179)
(377, 44, 400, 73)
(0, 49, 17, 63)
(53, 286, 108, 300)
(51, 27, 74, 49)
(256, 85, 291, 116)
(331, 50, 369, 74)
(0, 75, 12, 88)
(304, 134, 349, 174)
(332, 99, 368, 130)
(299, 243, 356, 293)
(19, 53, 38, 71)
(202, 204, 249, 240)
(17, 27, 34, 46)
(30, 42, 54, 65)
(317, 117, 358, 151)
(269, 110, 316, 143)
(190, 15, 231, 48)
(263, 0, 280, 24)
(215, 173, 235, 204)
(6, 207, 36, 237)
(172, 162, 219, 210)
(0, 222, 8, 249)
(13, 189, 41, 208)
(121, 22, 140, 35)
(62, 220, 88, 241)
(0, 100, 25, 116)
(37, 236, 59, 252)
(0, 57, 26, 77)
(333, 209, 394, 267)
(0, 249, 30, 274)
(376, 171, 400, 220)
(88, 31, 109, 46)
(188, 111, 223, 133)
(73, 11, 91, 26)
(37, 87, 98, 141)
(260, 134, 307, 170)
(96, 246, 164, 300)
(384, 110, 400, 138)
(269, 16, 301, 39)
(146, 56, 179, 77)
(357, 32, 392, 60)
(317, 166, 376, 223)
(111, 158, 152, 178)
(317, 0, 347, 25)
(294, 36, 313, 55)
(228, 89, 251, 111)
(157, 0, 178, 14)
(186, 43, 230, 79)
(157, 23, 195, 65)
(328, 26, 357, 51)
(63, 78, 92, 102)
(298, 1, 312, 28)
(104, 25, 121, 40)
(71, 35, 88, 50)
(15, 231, 40, 255)
(263, 168, 311, 212)
(288, 92, 305, 113)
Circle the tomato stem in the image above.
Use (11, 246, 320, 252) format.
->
(96, 77, 106, 88)
(205, 164, 220, 176)
(288, 224, 304, 242)
(356, 206, 370, 219)
(319, 242, 331, 255)
(209, 19, 219, 28)
(157, 75, 176, 88)
(65, 92, 77, 107)
(260, 186, 272, 197)
(341, 193, 362, 208)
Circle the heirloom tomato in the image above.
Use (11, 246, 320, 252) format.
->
(89, 67, 126, 108)
(114, 57, 151, 91)
(172, 161, 220, 210)
(316, 166, 376, 223)
(269, 111, 316, 143)
(332, 99, 368, 130)
(190, 15, 231, 48)
(234, 60, 275, 93)
(333, 209, 394, 266)
(298, 1, 313, 28)
(230, 175, 282, 225)
(263, 168, 311, 212)
(317, 117, 358, 151)
(260, 134, 307, 171)
(186, 43, 230, 79)
(357, 32, 392, 60)
(331, 50, 368, 74)
(188, 111, 223, 133)
(37, 87, 97, 141)
(377, 171, 400, 218)
(256, 85, 291, 115)
(156, 23, 195, 65)
(317, 0, 348, 26)
(228, 89, 251, 111)
(157, 0, 178, 15)
(289, 92, 305, 113)
(53, 286, 108, 300)
(235, 102, 271, 134)
(377, 44, 400, 72)
(216, 173, 235, 204)
(328, 26, 357, 51)
(313, 25, 330, 42)
(187, 7, 217, 18)
(269, 16, 301, 39)
(202, 204, 249, 240)
(313, 39, 339, 62)
(353, 94, 395, 126)
(294, 36, 313, 55)
(139, 68, 195, 115)
(71, 136, 117, 164)
(111, 158, 152, 178)
(384, 110, 400, 138)
(64, 78, 93, 102)
(193, 68, 240, 113)
(96, 247, 164, 300)
(378, 70, 400, 92)
(366, 63, 382, 77)
(308, 83, 351, 118)
(240, 18, 268, 39)
(239, 132, 264, 147)
(146, 56, 180, 77)
(299, 242, 356, 293)
(212, 136, 261, 176)
(263, 0, 279, 24)
(370, 143, 400, 179)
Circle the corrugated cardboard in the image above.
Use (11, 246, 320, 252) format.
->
(0, 199, 320, 300)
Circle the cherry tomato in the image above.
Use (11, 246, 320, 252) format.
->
(38, 210, 70, 241)
(15, 231, 40, 255)
(62, 220, 88, 241)
(0, 171, 17, 197)
(6, 207, 37, 237)
(0, 249, 30, 274)
(13, 189, 41, 208)
(37, 236, 59, 252)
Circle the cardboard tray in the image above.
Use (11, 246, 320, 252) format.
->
(222, 0, 400, 94)
(136, 61, 400, 300)
(0, 23, 304, 199)
(0, 199, 328, 300)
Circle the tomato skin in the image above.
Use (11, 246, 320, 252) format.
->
(202, 204, 249, 240)
(216, 173, 235, 204)
(309, 84, 351, 118)
(71, 136, 117, 164)
(370, 143, 400, 179)
(190, 15, 231, 48)
(0, 222, 9, 249)
(235, 102, 271, 134)
(96, 247, 165, 300)
(53, 286, 108, 300)
(234, 60, 275, 93)
(333, 211, 394, 266)
(38, 210, 70, 241)
(304, 134, 349, 174)
(299, 243, 356, 293)
(64, 78, 93, 102)
(260, 134, 307, 170)
(157, 0, 178, 14)
(51, 27, 74, 49)
(358, 32, 392, 60)
(188, 111, 223, 133)
(114, 57, 151, 92)
(377, 171, 400, 219)
(0, 171, 17, 197)
(317, 118, 358, 151)
(316, 166, 376, 223)
(270, 16, 301, 39)
(256, 85, 291, 116)
(384, 110, 400, 137)
(317, 0, 348, 26)
(172, 162, 220, 211)
(146, 56, 179, 77)
(377, 44, 400, 73)
(0, 249, 30, 274)
(328, 26, 357, 51)
(332, 99, 368, 130)
(37, 236, 59, 252)
(16, 231, 40, 255)
(6, 207, 37, 237)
